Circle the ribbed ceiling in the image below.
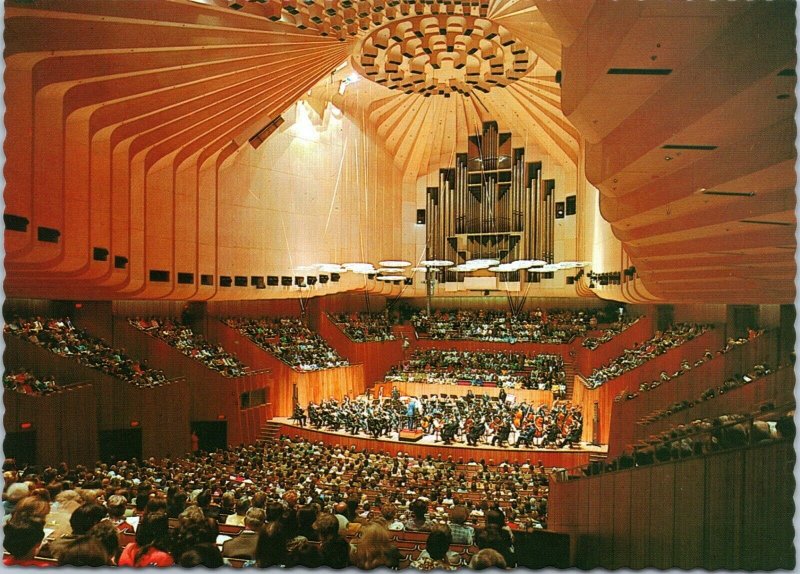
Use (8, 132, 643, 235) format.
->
(3, 0, 796, 304)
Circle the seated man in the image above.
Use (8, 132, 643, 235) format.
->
(222, 507, 265, 560)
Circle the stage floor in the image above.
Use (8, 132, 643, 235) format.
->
(272, 418, 607, 455)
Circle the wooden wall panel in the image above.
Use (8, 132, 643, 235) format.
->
(572, 328, 722, 451)
(627, 468, 650, 569)
(741, 442, 796, 570)
(583, 476, 602, 568)
(611, 471, 631, 569)
(3, 384, 98, 466)
(673, 457, 706, 568)
(703, 450, 744, 569)
(316, 311, 405, 387)
(646, 463, 675, 569)
(596, 474, 615, 568)
(4, 335, 190, 462)
(277, 424, 593, 467)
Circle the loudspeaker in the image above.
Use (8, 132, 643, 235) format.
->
(220, 276, 233, 287)
(294, 276, 305, 286)
(93, 247, 109, 262)
(307, 276, 317, 285)
(248, 116, 285, 149)
(555, 202, 565, 219)
(281, 276, 293, 286)
(416, 209, 426, 224)
(114, 256, 128, 269)
(566, 276, 575, 285)
(234, 276, 247, 287)
(319, 274, 329, 284)
(267, 276, 279, 286)
(4, 214, 29, 232)
(331, 273, 340, 282)
(37, 226, 60, 243)
(177, 272, 194, 285)
(566, 195, 576, 215)
(367, 273, 376, 279)
(149, 270, 170, 282)
(252, 276, 266, 289)
(404, 277, 413, 285)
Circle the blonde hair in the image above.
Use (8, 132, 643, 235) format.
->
(350, 523, 397, 570)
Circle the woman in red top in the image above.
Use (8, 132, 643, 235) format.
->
(117, 511, 174, 567)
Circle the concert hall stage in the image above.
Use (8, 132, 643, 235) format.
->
(272, 418, 605, 468)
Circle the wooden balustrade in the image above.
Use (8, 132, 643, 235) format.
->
(548, 439, 795, 569)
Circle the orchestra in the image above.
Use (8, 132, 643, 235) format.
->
(303, 393, 583, 450)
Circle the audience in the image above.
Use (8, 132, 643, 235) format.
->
(225, 316, 349, 371)
(117, 511, 174, 567)
(386, 349, 565, 390)
(410, 524, 459, 570)
(581, 316, 640, 350)
(4, 316, 168, 388)
(129, 317, 248, 377)
(3, 368, 58, 395)
(411, 308, 619, 344)
(584, 323, 711, 388)
(588, 406, 794, 476)
(350, 522, 401, 569)
(332, 311, 398, 342)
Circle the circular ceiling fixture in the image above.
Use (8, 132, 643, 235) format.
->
(377, 267, 407, 274)
(488, 263, 518, 273)
(464, 258, 500, 269)
(527, 263, 561, 273)
(316, 263, 348, 273)
(378, 260, 412, 267)
(353, 15, 537, 96)
(343, 262, 376, 274)
(376, 275, 407, 281)
(420, 259, 454, 267)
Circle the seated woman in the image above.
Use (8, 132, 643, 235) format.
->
(117, 511, 174, 567)
(410, 524, 460, 571)
(350, 523, 401, 569)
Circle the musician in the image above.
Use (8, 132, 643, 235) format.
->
(441, 419, 459, 445)
(466, 419, 484, 446)
(491, 419, 512, 447)
(465, 389, 475, 403)
(515, 422, 536, 448)
(292, 403, 306, 427)
(498, 387, 507, 404)
(406, 397, 418, 430)
(391, 386, 400, 401)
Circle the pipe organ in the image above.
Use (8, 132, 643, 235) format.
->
(426, 121, 555, 280)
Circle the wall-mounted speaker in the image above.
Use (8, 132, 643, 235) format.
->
(267, 276, 279, 286)
(281, 276, 293, 286)
(416, 209, 426, 224)
(37, 226, 60, 243)
(92, 247, 109, 262)
(331, 273, 340, 282)
(307, 276, 317, 285)
(319, 274, 329, 284)
(4, 213, 29, 232)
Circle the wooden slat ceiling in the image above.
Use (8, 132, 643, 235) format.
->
(3, 0, 796, 303)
